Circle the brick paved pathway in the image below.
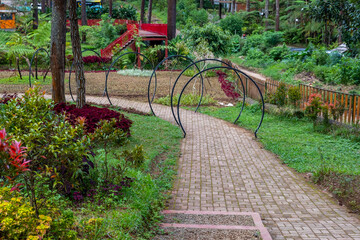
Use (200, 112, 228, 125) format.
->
(85, 96, 360, 239)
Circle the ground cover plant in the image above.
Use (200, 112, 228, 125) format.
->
(0, 88, 182, 239)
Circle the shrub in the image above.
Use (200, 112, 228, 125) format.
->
(310, 48, 329, 66)
(0, 187, 52, 239)
(288, 86, 302, 106)
(53, 103, 132, 136)
(219, 13, 243, 36)
(0, 93, 17, 105)
(0, 88, 92, 195)
(182, 23, 230, 56)
(283, 27, 305, 44)
(189, 8, 208, 27)
(216, 71, 241, 100)
(274, 82, 288, 107)
(83, 55, 112, 64)
(305, 93, 327, 127)
(0, 128, 30, 191)
(269, 44, 290, 61)
(112, 5, 137, 20)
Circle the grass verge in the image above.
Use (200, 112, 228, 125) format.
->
(76, 111, 182, 239)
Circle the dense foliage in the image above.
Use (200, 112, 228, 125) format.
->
(53, 103, 133, 135)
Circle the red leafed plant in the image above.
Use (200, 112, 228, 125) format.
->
(0, 128, 31, 192)
(53, 103, 133, 136)
(82, 55, 112, 64)
(216, 71, 240, 100)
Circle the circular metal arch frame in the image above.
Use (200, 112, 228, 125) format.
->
(68, 49, 107, 102)
(147, 55, 204, 116)
(105, 51, 156, 105)
(28, 48, 51, 87)
(177, 66, 265, 138)
(170, 58, 246, 126)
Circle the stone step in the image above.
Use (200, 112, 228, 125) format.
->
(155, 210, 272, 240)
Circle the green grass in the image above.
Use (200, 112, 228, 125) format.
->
(154, 93, 217, 107)
(80, 111, 182, 239)
(0, 75, 52, 85)
(197, 104, 360, 175)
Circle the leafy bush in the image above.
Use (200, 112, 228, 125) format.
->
(216, 71, 241, 99)
(0, 88, 91, 195)
(182, 23, 230, 56)
(283, 27, 305, 44)
(53, 103, 132, 136)
(274, 82, 288, 107)
(245, 48, 272, 67)
(86, 14, 127, 49)
(0, 187, 52, 239)
(310, 48, 329, 66)
(83, 55, 112, 64)
(0, 128, 30, 191)
(189, 8, 208, 27)
(219, 13, 243, 36)
(288, 86, 302, 106)
(269, 44, 290, 61)
(241, 31, 284, 55)
(112, 5, 137, 20)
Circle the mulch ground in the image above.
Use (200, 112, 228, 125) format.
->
(0, 71, 235, 104)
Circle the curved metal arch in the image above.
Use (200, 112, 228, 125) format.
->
(171, 58, 246, 126)
(147, 55, 204, 116)
(29, 48, 51, 87)
(68, 49, 107, 102)
(177, 66, 265, 139)
(105, 51, 156, 105)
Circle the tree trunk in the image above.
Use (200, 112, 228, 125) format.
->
(147, 0, 153, 23)
(167, 0, 176, 40)
(33, 0, 38, 29)
(41, 0, 46, 13)
(69, 0, 86, 108)
(200, 0, 204, 8)
(109, 0, 113, 18)
(275, 0, 280, 31)
(219, 2, 222, 19)
(246, 0, 250, 12)
(232, 0, 236, 13)
(50, 0, 66, 103)
(140, 0, 146, 24)
(81, 0, 87, 42)
(265, 0, 269, 28)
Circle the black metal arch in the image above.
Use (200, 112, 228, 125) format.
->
(177, 66, 265, 138)
(170, 58, 246, 126)
(105, 51, 156, 105)
(68, 49, 107, 102)
(28, 48, 50, 87)
(147, 55, 204, 116)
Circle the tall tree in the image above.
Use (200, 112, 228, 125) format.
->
(200, 0, 204, 8)
(109, 0, 113, 18)
(41, 0, 46, 13)
(50, 0, 67, 103)
(140, 0, 146, 23)
(246, 0, 250, 12)
(69, 0, 86, 108)
(275, 0, 280, 31)
(147, 0, 153, 23)
(167, 0, 176, 40)
(33, 0, 38, 29)
(265, 0, 269, 28)
(81, 0, 87, 42)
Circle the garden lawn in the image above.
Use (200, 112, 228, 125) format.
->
(78, 111, 182, 239)
(197, 104, 360, 175)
